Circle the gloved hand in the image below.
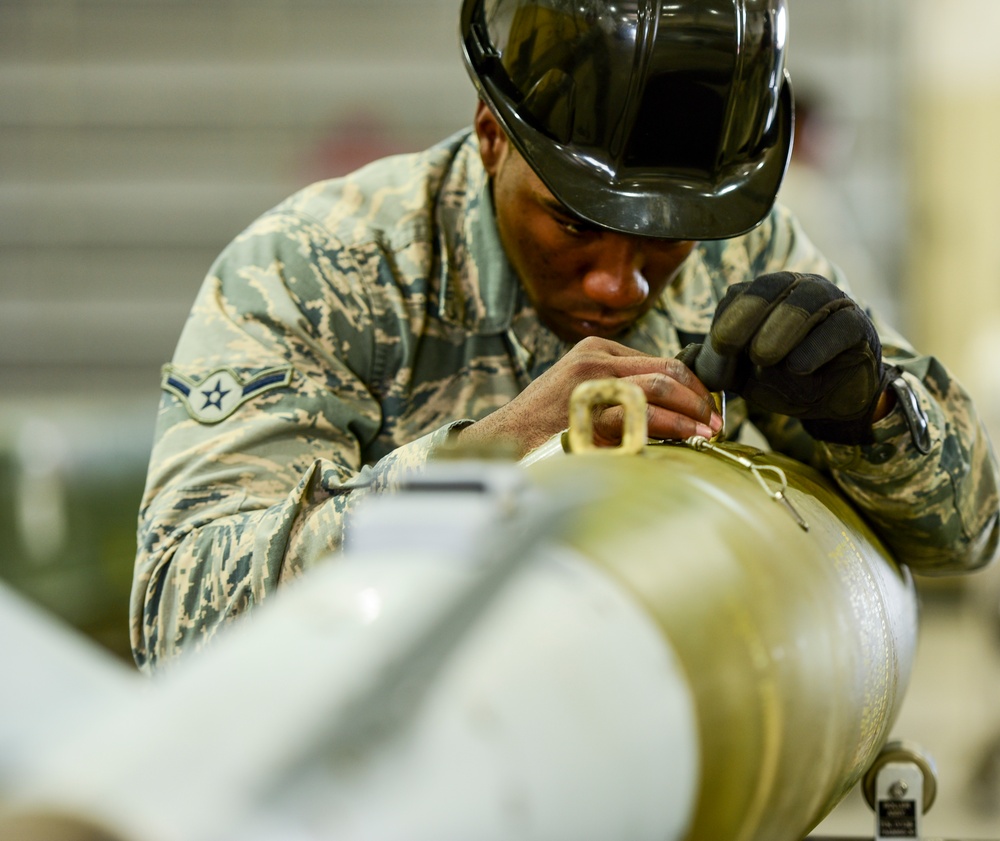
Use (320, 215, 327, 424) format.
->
(683, 271, 894, 444)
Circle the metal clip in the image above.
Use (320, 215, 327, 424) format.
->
(684, 436, 809, 532)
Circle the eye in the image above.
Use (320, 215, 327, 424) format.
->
(555, 214, 597, 238)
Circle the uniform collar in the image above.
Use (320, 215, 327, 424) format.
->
(434, 134, 519, 336)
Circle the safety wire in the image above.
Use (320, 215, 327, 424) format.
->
(683, 435, 810, 532)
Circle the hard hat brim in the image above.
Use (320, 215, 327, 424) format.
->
(474, 68, 794, 241)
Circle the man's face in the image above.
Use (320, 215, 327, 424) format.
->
(477, 107, 696, 344)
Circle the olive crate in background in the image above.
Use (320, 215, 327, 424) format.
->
(0, 401, 155, 664)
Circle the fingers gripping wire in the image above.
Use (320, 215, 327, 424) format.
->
(684, 436, 809, 532)
(563, 378, 808, 531)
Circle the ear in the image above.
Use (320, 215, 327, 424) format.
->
(474, 100, 508, 177)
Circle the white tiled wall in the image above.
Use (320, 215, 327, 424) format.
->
(1, 0, 473, 395)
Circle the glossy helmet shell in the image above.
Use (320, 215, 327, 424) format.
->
(460, 0, 794, 240)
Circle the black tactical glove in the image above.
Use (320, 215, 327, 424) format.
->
(685, 272, 895, 445)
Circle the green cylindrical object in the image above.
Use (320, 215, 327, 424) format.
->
(525, 440, 918, 841)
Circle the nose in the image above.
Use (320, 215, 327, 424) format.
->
(581, 236, 650, 310)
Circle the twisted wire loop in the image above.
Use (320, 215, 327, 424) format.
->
(684, 436, 809, 532)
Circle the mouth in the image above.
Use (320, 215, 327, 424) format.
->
(558, 313, 636, 340)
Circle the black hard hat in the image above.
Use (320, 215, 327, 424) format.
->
(460, 0, 794, 240)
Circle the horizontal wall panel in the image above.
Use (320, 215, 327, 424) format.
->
(0, 61, 474, 130)
(0, 298, 190, 367)
(1, 180, 300, 247)
(1, 126, 445, 184)
(1, 246, 216, 299)
(0, 0, 460, 63)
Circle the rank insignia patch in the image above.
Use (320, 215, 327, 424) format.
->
(161, 365, 293, 424)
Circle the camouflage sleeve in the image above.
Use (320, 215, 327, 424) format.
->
(746, 206, 1000, 574)
(130, 209, 465, 672)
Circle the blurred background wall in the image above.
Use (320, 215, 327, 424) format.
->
(1, 1, 999, 836)
(1, 0, 475, 658)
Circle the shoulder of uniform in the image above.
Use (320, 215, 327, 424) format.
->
(253, 129, 478, 250)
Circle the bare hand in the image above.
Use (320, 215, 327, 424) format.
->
(456, 336, 723, 458)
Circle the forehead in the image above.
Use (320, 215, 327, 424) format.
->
(503, 142, 547, 191)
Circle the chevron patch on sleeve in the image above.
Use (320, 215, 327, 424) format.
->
(161, 365, 294, 424)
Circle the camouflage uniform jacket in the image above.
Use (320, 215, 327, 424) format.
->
(132, 129, 1000, 671)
